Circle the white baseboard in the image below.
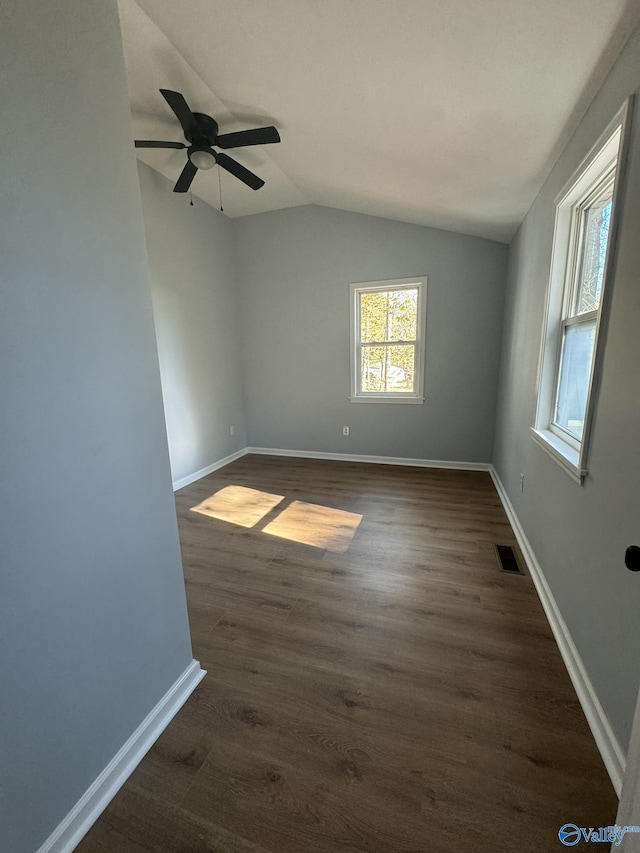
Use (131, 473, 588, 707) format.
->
(246, 446, 491, 471)
(172, 446, 490, 492)
(489, 466, 625, 795)
(173, 448, 247, 491)
(36, 659, 206, 853)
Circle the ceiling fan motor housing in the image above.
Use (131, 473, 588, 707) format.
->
(188, 112, 219, 145)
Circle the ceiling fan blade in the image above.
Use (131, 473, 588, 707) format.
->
(135, 140, 186, 149)
(216, 126, 281, 149)
(216, 152, 264, 190)
(173, 160, 198, 193)
(160, 89, 200, 139)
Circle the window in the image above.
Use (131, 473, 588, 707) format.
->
(350, 277, 426, 403)
(532, 100, 632, 482)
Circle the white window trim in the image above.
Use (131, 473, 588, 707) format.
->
(532, 97, 633, 484)
(349, 276, 427, 404)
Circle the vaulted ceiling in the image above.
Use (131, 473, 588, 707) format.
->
(119, 0, 640, 242)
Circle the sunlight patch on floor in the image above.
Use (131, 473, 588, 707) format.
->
(263, 500, 362, 553)
(190, 485, 284, 528)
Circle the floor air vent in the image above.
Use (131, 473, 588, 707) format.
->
(494, 544, 524, 575)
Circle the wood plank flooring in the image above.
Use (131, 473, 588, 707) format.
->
(77, 455, 617, 852)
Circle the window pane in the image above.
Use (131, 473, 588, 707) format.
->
(389, 288, 418, 340)
(554, 318, 597, 440)
(360, 291, 386, 342)
(360, 288, 418, 343)
(361, 344, 415, 392)
(575, 196, 612, 314)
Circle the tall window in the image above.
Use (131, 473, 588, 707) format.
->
(350, 277, 426, 403)
(533, 100, 631, 482)
(554, 181, 612, 441)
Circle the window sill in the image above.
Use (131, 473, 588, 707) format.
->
(530, 427, 587, 485)
(349, 395, 425, 405)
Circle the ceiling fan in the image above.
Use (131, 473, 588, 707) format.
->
(134, 89, 280, 193)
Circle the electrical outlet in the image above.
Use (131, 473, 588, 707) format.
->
(343, 426, 349, 436)
(520, 473, 525, 492)
(230, 425, 235, 436)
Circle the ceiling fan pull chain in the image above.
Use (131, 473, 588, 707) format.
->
(218, 165, 224, 212)
(190, 190, 194, 207)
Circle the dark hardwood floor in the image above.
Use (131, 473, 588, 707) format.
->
(77, 455, 617, 852)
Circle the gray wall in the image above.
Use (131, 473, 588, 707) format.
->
(494, 22, 640, 750)
(0, 3, 194, 852)
(234, 205, 508, 462)
(137, 162, 247, 485)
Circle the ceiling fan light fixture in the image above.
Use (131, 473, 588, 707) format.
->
(189, 147, 216, 170)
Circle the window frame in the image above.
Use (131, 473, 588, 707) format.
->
(532, 98, 633, 483)
(349, 276, 427, 404)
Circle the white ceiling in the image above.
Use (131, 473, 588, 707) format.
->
(118, 0, 640, 242)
